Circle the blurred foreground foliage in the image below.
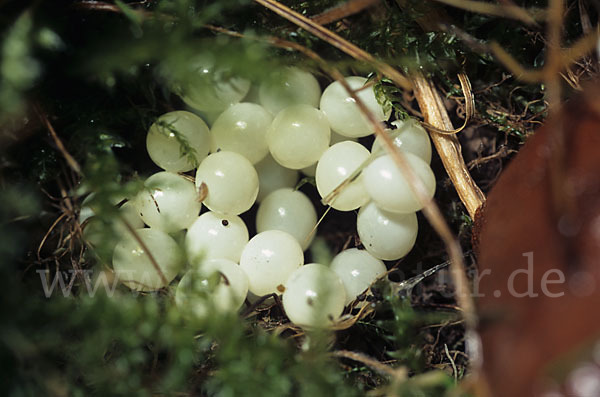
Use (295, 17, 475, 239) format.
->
(0, 0, 593, 395)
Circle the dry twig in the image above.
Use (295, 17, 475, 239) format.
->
(34, 105, 81, 175)
(311, 0, 380, 25)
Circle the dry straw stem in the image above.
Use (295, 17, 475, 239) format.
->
(310, 0, 381, 26)
(34, 105, 82, 175)
(253, 0, 479, 333)
(419, 73, 475, 136)
(410, 74, 485, 219)
(430, 0, 539, 26)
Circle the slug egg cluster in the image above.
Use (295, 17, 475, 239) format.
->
(84, 65, 436, 329)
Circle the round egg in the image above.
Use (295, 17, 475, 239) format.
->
(195, 151, 259, 215)
(146, 111, 211, 172)
(319, 76, 391, 138)
(134, 172, 201, 233)
(239, 230, 304, 296)
(256, 188, 317, 250)
(267, 105, 330, 170)
(356, 202, 418, 260)
(210, 103, 273, 164)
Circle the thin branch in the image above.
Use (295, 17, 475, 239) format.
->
(444, 343, 459, 384)
(411, 75, 485, 220)
(311, 0, 380, 25)
(34, 105, 82, 175)
(37, 213, 67, 261)
(430, 0, 539, 25)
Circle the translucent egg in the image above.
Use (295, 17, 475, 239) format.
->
(195, 151, 259, 215)
(78, 192, 125, 224)
(112, 201, 145, 236)
(301, 163, 317, 177)
(134, 172, 201, 233)
(113, 228, 183, 291)
(78, 193, 98, 224)
(330, 248, 387, 304)
(82, 217, 117, 253)
(82, 199, 145, 263)
(316, 141, 370, 211)
(282, 263, 346, 328)
(298, 133, 355, 178)
(330, 131, 357, 145)
(356, 202, 418, 260)
(175, 258, 249, 318)
(242, 84, 261, 103)
(371, 119, 432, 164)
(189, 108, 221, 127)
(210, 103, 273, 164)
(256, 188, 317, 250)
(255, 154, 298, 202)
(258, 66, 321, 115)
(185, 211, 249, 264)
(146, 111, 211, 172)
(239, 230, 304, 296)
(319, 76, 391, 138)
(363, 152, 436, 213)
(267, 105, 330, 169)
(178, 53, 250, 113)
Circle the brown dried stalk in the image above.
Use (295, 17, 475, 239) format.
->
(429, 0, 538, 25)
(34, 105, 82, 175)
(411, 75, 486, 219)
(310, 0, 380, 25)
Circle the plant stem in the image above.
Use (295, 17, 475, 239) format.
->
(411, 73, 486, 219)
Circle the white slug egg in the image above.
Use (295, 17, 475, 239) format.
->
(254, 154, 299, 202)
(258, 66, 321, 115)
(176, 258, 249, 318)
(146, 110, 211, 172)
(179, 53, 250, 113)
(210, 103, 273, 164)
(300, 163, 317, 177)
(356, 202, 418, 260)
(330, 248, 387, 304)
(371, 119, 432, 164)
(256, 188, 317, 250)
(239, 230, 304, 296)
(113, 228, 183, 291)
(315, 141, 370, 211)
(282, 263, 346, 328)
(185, 211, 249, 264)
(134, 172, 201, 233)
(267, 104, 330, 169)
(319, 76, 391, 138)
(363, 152, 436, 214)
(195, 151, 259, 215)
